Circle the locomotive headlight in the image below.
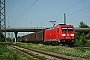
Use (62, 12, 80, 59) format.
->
(71, 34, 74, 36)
(62, 34, 66, 36)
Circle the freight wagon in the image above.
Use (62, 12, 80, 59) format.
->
(21, 31, 44, 43)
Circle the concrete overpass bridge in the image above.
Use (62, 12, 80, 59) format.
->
(1, 27, 90, 32)
(1, 27, 90, 42)
(1, 27, 47, 42)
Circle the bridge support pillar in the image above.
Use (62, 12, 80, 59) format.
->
(14, 32, 18, 43)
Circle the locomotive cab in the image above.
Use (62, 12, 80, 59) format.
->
(61, 27, 75, 45)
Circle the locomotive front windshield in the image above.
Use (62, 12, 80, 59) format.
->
(62, 29, 67, 32)
(62, 28, 73, 32)
(68, 28, 73, 32)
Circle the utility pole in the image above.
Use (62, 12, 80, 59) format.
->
(0, 0, 6, 46)
(41, 22, 42, 27)
(8, 22, 10, 38)
(8, 22, 10, 42)
(31, 22, 32, 27)
(64, 13, 66, 25)
(50, 21, 56, 27)
(11, 32, 13, 42)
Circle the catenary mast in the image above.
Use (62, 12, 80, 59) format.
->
(0, 0, 6, 45)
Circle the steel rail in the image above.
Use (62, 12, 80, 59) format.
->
(11, 45, 45, 60)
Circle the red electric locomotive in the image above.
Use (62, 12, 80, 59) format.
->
(44, 24, 76, 45)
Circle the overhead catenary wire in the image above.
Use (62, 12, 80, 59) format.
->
(50, 0, 83, 20)
(64, 0, 83, 12)
(13, 0, 38, 26)
(50, 0, 90, 25)
(66, 0, 90, 24)
(55, 6, 90, 20)
(7, 0, 27, 26)
(14, 0, 27, 22)
(82, 0, 86, 8)
(43, 0, 87, 20)
(11, 0, 89, 27)
(69, 14, 90, 23)
(64, 1, 90, 25)
(76, 15, 90, 21)
(67, 6, 90, 16)
(68, 9, 90, 23)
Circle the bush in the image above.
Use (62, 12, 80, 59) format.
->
(0, 44, 21, 60)
(80, 32, 86, 45)
(85, 32, 90, 39)
(0, 33, 5, 42)
(85, 40, 90, 46)
(6, 38, 11, 42)
(75, 32, 87, 46)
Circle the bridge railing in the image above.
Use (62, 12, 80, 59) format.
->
(5, 27, 48, 29)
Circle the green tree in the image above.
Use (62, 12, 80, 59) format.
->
(78, 21, 89, 35)
(80, 32, 86, 45)
(0, 33, 5, 42)
(76, 21, 89, 46)
(6, 37, 11, 42)
(79, 21, 89, 28)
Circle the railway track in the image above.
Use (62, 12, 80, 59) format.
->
(10, 45, 46, 60)
(10, 45, 72, 60)
(68, 45, 90, 50)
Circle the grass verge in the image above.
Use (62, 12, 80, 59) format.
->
(0, 44, 21, 60)
(14, 42, 90, 59)
(0, 42, 38, 60)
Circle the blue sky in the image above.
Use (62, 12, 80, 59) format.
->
(6, 0, 90, 37)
